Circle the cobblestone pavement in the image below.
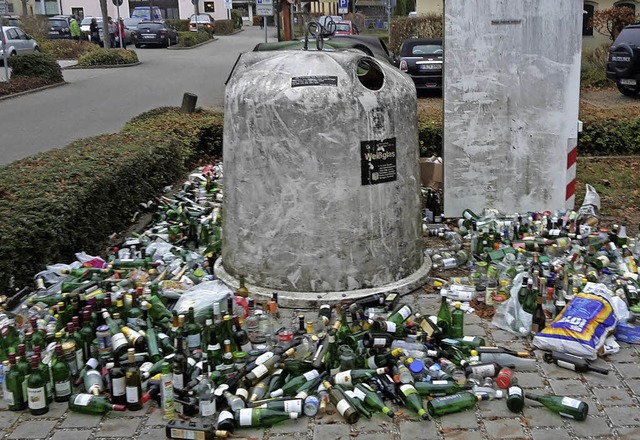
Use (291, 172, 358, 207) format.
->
(1, 289, 639, 440)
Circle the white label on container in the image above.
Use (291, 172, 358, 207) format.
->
(400, 384, 417, 396)
(255, 351, 274, 365)
(303, 370, 319, 381)
(442, 258, 458, 269)
(74, 393, 92, 406)
(284, 399, 302, 413)
(173, 373, 184, 390)
(207, 343, 220, 352)
(352, 387, 366, 401)
(239, 408, 253, 426)
(384, 322, 397, 333)
(200, 399, 216, 416)
(508, 386, 522, 397)
(218, 410, 234, 422)
(126, 386, 139, 403)
(559, 412, 576, 419)
(373, 338, 387, 347)
(251, 364, 269, 380)
(398, 306, 412, 320)
(55, 380, 71, 397)
(112, 377, 126, 396)
(174, 400, 184, 414)
(463, 336, 475, 342)
(27, 386, 46, 410)
(367, 357, 377, 369)
(334, 371, 351, 384)
(4, 389, 14, 405)
(336, 399, 350, 416)
(561, 397, 582, 409)
(236, 387, 249, 400)
(432, 380, 449, 385)
(111, 333, 127, 351)
(169, 429, 203, 440)
(187, 334, 201, 350)
(556, 360, 576, 371)
(75, 349, 85, 370)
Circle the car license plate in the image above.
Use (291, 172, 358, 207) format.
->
(49, 31, 58, 35)
(143, 35, 155, 39)
(420, 64, 440, 71)
(620, 78, 637, 86)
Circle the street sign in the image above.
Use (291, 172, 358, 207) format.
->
(0, 2, 7, 14)
(223, 0, 232, 9)
(256, 0, 273, 16)
(112, 0, 123, 6)
(338, 0, 348, 14)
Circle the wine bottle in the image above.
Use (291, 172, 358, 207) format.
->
(27, 355, 49, 415)
(125, 348, 143, 411)
(525, 392, 589, 421)
(354, 382, 395, 418)
(506, 377, 525, 413)
(234, 407, 298, 428)
(270, 369, 320, 398)
(436, 293, 451, 337)
(544, 351, 609, 375)
(83, 363, 103, 395)
(342, 388, 373, 419)
(6, 353, 27, 410)
(186, 307, 202, 354)
(427, 392, 486, 417)
(69, 393, 127, 414)
(387, 304, 413, 325)
(333, 368, 387, 386)
(165, 419, 228, 440)
(245, 347, 296, 386)
(361, 333, 394, 349)
(252, 397, 304, 414)
(399, 383, 429, 420)
(450, 302, 464, 338)
(52, 345, 72, 403)
(414, 380, 469, 397)
(531, 292, 546, 334)
(294, 371, 327, 400)
(102, 310, 129, 359)
(322, 381, 360, 424)
(33, 346, 53, 404)
(109, 354, 126, 405)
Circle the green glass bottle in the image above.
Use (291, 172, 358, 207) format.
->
(125, 348, 143, 411)
(450, 302, 464, 338)
(33, 346, 53, 404)
(427, 392, 485, 417)
(340, 386, 373, 419)
(109, 354, 126, 405)
(270, 369, 320, 398)
(69, 393, 127, 414)
(29, 317, 46, 356)
(102, 310, 129, 359)
(354, 382, 395, 418)
(437, 294, 452, 337)
(52, 345, 72, 403)
(525, 392, 589, 421)
(506, 377, 525, 413)
(333, 368, 387, 386)
(27, 355, 49, 415)
(322, 381, 360, 424)
(336, 305, 352, 344)
(387, 304, 413, 326)
(16, 344, 31, 400)
(79, 310, 94, 364)
(234, 407, 298, 428)
(147, 295, 173, 322)
(399, 383, 429, 420)
(143, 311, 162, 363)
(293, 371, 327, 400)
(186, 307, 202, 354)
(6, 354, 27, 410)
(127, 290, 143, 328)
(414, 380, 468, 397)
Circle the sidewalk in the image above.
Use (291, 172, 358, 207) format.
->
(1, 287, 638, 440)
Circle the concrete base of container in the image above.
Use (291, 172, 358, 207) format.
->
(213, 254, 432, 308)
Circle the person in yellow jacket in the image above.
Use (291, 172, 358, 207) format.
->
(70, 16, 81, 42)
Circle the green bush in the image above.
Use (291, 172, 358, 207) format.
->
(230, 10, 244, 29)
(8, 52, 63, 83)
(214, 19, 235, 35)
(581, 43, 612, 89)
(39, 39, 96, 60)
(166, 19, 190, 32)
(18, 15, 49, 42)
(177, 30, 211, 47)
(77, 48, 139, 66)
(253, 16, 262, 26)
(389, 14, 443, 54)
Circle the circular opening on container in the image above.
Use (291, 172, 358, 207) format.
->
(356, 57, 384, 91)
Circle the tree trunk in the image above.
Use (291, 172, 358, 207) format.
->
(100, 0, 110, 48)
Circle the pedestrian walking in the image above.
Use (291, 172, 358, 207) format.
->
(89, 18, 101, 46)
(69, 16, 81, 42)
(115, 18, 127, 49)
(108, 17, 116, 48)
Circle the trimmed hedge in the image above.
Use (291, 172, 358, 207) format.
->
(389, 14, 443, 55)
(77, 48, 139, 66)
(166, 19, 191, 32)
(177, 30, 211, 47)
(0, 107, 223, 293)
(214, 20, 235, 35)
(230, 10, 244, 29)
(40, 40, 97, 60)
(8, 52, 63, 83)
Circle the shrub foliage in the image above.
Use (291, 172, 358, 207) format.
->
(177, 30, 211, 47)
(77, 48, 139, 66)
(8, 52, 63, 83)
(214, 19, 235, 35)
(389, 14, 443, 54)
(40, 39, 96, 60)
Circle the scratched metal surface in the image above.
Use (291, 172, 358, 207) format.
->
(222, 50, 424, 292)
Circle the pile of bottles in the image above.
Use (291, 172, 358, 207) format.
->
(2, 166, 636, 438)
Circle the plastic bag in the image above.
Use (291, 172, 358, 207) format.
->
(532, 282, 618, 360)
(492, 272, 532, 337)
(576, 184, 600, 227)
(173, 280, 234, 325)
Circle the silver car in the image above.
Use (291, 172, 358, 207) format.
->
(0, 26, 39, 64)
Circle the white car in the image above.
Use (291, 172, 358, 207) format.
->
(0, 26, 39, 64)
(80, 17, 104, 40)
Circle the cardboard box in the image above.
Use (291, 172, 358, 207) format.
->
(419, 156, 443, 189)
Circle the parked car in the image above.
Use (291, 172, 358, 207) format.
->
(48, 15, 73, 39)
(132, 21, 178, 48)
(394, 37, 443, 90)
(189, 14, 214, 32)
(80, 16, 103, 41)
(0, 26, 39, 65)
(1, 15, 22, 27)
(606, 24, 640, 97)
(334, 20, 359, 35)
(131, 6, 163, 20)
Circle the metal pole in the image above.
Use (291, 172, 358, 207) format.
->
(264, 16, 267, 43)
(1, 25, 9, 82)
(117, 4, 123, 48)
(387, 4, 391, 44)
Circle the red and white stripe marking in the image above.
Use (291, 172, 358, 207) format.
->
(566, 138, 577, 209)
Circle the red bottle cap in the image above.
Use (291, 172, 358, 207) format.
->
(113, 404, 127, 411)
(496, 367, 513, 389)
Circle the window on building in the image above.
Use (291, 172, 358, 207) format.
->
(204, 2, 215, 13)
(72, 8, 84, 19)
(583, 2, 594, 36)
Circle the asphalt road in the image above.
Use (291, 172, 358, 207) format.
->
(0, 25, 276, 166)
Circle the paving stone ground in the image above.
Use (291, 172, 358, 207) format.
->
(1, 288, 638, 439)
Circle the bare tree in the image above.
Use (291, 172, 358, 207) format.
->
(100, 0, 110, 47)
(592, 6, 638, 41)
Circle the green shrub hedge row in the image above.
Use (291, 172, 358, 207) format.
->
(166, 19, 191, 32)
(0, 102, 637, 293)
(77, 48, 139, 66)
(177, 30, 211, 47)
(214, 20, 235, 35)
(8, 53, 63, 83)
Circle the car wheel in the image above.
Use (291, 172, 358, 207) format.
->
(165, 36, 170, 48)
(134, 43, 141, 48)
(617, 82, 640, 97)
